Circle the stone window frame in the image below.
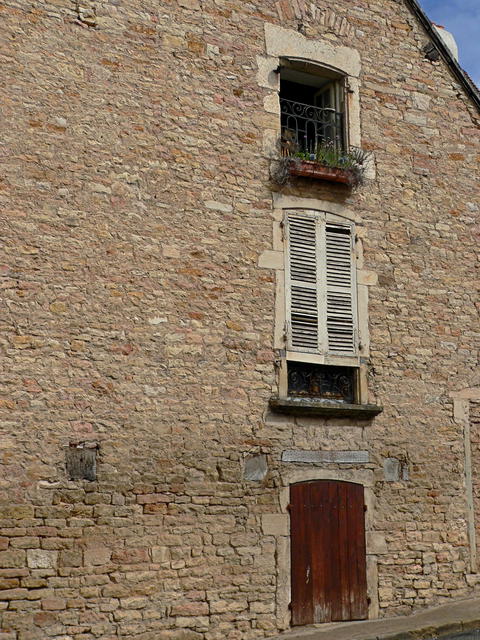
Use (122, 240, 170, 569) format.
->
(257, 23, 363, 160)
(261, 467, 383, 628)
(259, 193, 377, 404)
(284, 208, 359, 362)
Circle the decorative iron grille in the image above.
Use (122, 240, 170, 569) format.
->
(287, 362, 356, 403)
(280, 98, 345, 155)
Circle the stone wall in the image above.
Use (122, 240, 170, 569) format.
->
(472, 403, 480, 547)
(0, 0, 479, 638)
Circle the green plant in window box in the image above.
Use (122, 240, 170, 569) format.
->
(272, 140, 370, 188)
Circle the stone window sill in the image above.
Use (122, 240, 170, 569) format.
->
(269, 396, 383, 420)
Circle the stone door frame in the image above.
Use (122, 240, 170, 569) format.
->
(451, 387, 480, 573)
(262, 467, 381, 630)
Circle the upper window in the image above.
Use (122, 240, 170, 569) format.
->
(279, 59, 347, 156)
(284, 209, 358, 360)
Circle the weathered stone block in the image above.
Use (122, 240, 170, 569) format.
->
(102, 583, 130, 598)
(366, 531, 388, 555)
(175, 616, 209, 630)
(261, 514, 289, 537)
(0, 588, 28, 600)
(41, 597, 66, 610)
(243, 455, 268, 482)
(84, 543, 111, 566)
(171, 601, 209, 616)
(258, 250, 283, 270)
(0, 551, 26, 568)
(58, 549, 82, 567)
(111, 548, 148, 564)
(159, 631, 203, 640)
(0, 578, 20, 589)
(119, 596, 148, 609)
(27, 549, 58, 569)
(151, 546, 170, 563)
(0, 506, 34, 520)
(383, 457, 409, 482)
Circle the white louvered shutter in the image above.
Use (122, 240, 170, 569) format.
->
(285, 211, 358, 357)
(325, 224, 357, 355)
(285, 212, 320, 353)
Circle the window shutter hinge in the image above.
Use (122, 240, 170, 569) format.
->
(364, 504, 368, 512)
(286, 503, 292, 512)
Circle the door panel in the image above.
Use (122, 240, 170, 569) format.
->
(290, 482, 312, 625)
(290, 480, 368, 625)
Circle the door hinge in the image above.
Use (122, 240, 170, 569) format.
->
(286, 503, 292, 512)
(364, 504, 368, 512)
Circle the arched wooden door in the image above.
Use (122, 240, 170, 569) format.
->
(290, 480, 368, 625)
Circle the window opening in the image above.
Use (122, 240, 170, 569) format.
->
(280, 61, 347, 156)
(287, 362, 356, 403)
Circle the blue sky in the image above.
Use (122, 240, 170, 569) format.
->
(419, 0, 480, 85)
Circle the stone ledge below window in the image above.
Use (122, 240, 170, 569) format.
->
(269, 396, 383, 419)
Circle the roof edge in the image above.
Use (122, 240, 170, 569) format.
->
(404, 0, 480, 113)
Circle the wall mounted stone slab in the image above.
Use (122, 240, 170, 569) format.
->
(270, 397, 383, 419)
(282, 450, 370, 464)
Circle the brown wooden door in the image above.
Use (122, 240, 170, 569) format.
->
(290, 480, 368, 625)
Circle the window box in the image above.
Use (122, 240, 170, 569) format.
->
(288, 159, 356, 185)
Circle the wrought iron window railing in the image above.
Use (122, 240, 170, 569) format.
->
(287, 362, 356, 404)
(280, 97, 345, 155)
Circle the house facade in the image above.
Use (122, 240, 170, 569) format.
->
(1, 0, 479, 638)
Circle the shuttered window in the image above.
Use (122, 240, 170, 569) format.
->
(285, 210, 358, 357)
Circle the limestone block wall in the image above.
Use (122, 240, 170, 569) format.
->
(0, 0, 479, 638)
(472, 403, 480, 546)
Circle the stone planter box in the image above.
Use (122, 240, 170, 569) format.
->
(288, 159, 355, 185)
